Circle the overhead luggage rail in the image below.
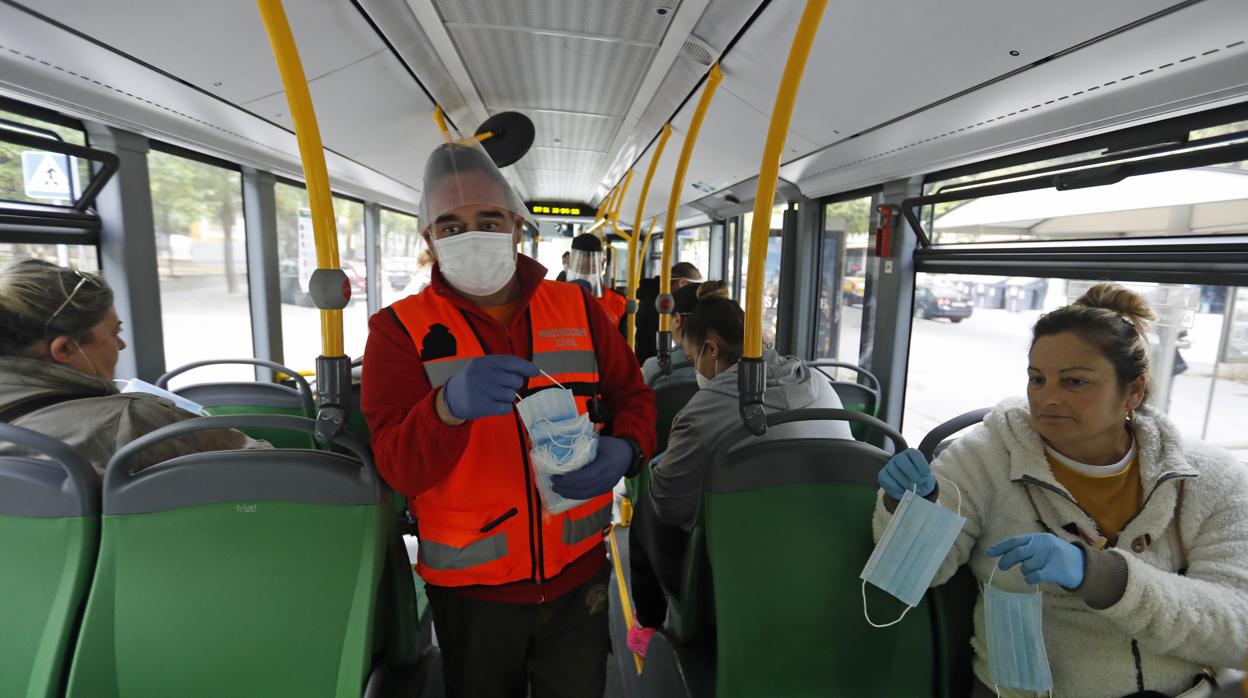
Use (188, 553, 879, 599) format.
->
(0, 422, 100, 698)
(65, 414, 396, 697)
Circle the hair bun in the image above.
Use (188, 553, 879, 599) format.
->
(696, 280, 729, 300)
(1076, 282, 1156, 335)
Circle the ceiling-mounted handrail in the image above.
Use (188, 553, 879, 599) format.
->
(740, 0, 827, 435)
(657, 62, 723, 377)
(432, 105, 451, 142)
(625, 124, 673, 350)
(607, 170, 633, 283)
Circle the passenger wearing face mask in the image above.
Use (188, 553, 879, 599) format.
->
(873, 283, 1248, 697)
(0, 260, 266, 474)
(565, 233, 628, 335)
(638, 280, 723, 386)
(360, 139, 656, 698)
(625, 293, 850, 656)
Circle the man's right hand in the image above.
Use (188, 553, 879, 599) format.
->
(442, 355, 540, 421)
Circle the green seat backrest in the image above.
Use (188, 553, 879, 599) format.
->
(178, 383, 316, 449)
(705, 425, 933, 697)
(0, 424, 100, 698)
(628, 379, 699, 503)
(828, 382, 880, 441)
(66, 418, 386, 698)
(931, 565, 979, 698)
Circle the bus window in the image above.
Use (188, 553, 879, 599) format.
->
(904, 272, 1246, 462)
(741, 204, 787, 347)
(380, 208, 424, 307)
(148, 149, 252, 384)
(816, 196, 873, 363)
(0, 243, 98, 271)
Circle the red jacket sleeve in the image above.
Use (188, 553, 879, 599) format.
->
(361, 309, 474, 497)
(582, 287, 657, 461)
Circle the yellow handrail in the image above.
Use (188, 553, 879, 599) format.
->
(432, 105, 450, 141)
(256, 0, 343, 357)
(609, 170, 633, 232)
(659, 62, 723, 336)
(638, 218, 658, 270)
(625, 124, 673, 349)
(742, 0, 826, 359)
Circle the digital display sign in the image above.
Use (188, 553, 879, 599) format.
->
(526, 201, 592, 218)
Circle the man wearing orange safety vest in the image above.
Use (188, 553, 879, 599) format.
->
(361, 139, 656, 698)
(566, 233, 629, 335)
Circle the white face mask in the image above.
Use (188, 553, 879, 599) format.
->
(433, 231, 516, 297)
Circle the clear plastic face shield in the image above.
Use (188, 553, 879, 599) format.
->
(419, 139, 531, 296)
(565, 247, 605, 297)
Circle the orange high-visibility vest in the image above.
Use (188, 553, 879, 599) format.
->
(597, 289, 628, 329)
(391, 281, 613, 588)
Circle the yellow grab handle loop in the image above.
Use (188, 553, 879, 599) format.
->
(256, 0, 343, 357)
(742, 0, 826, 359)
(660, 63, 723, 333)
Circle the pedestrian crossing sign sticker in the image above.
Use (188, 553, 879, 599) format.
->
(21, 151, 73, 200)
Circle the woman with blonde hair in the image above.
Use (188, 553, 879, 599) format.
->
(875, 282, 1248, 697)
(0, 259, 265, 473)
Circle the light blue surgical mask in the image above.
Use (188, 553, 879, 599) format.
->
(860, 476, 965, 626)
(517, 386, 578, 429)
(984, 566, 1053, 694)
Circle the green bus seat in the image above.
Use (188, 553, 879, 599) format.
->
(807, 360, 881, 440)
(704, 409, 933, 698)
(158, 359, 316, 449)
(627, 379, 698, 504)
(0, 423, 100, 698)
(64, 415, 390, 698)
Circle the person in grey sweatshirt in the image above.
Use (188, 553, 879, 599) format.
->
(626, 293, 851, 656)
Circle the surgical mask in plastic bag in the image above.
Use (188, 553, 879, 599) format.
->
(530, 413, 599, 515)
(117, 378, 208, 416)
(516, 387, 577, 431)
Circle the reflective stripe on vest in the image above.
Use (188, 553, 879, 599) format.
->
(390, 280, 613, 587)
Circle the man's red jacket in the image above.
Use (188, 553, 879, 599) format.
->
(362, 255, 656, 603)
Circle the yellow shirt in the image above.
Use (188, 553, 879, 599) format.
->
(1046, 449, 1143, 545)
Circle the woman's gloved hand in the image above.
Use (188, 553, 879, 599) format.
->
(878, 448, 936, 500)
(550, 436, 632, 499)
(987, 533, 1085, 589)
(443, 355, 539, 421)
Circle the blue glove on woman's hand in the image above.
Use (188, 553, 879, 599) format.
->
(550, 436, 632, 500)
(443, 355, 539, 421)
(987, 533, 1085, 588)
(878, 448, 936, 500)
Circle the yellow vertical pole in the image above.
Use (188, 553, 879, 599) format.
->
(658, 63, 723, 372)
(608, 170, 633, 291)
(255, 0, 343, 357)
(739, 0, 827, 433)
(625, 124, 672, 349)
(432, 105, 450, 141)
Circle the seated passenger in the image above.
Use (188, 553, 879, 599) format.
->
(635, 262, 703, 363)
(627, 293, 851, 655)
(874, 282, 1248, 697)
(0, 260, 267, 473)
(639, 280, 728, 386)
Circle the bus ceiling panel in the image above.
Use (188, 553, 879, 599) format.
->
(239, 50, 439, 193)
(614, 85, 817, 227)
(724, 0, 1179, 151)
(521, 109, 623, 153)
(432, 0, 680, 44)
(0, 3, 421, 212)
(513, 168, 599, 203)
(783, 0, 1248, 199)
(13, 0, 385, 107)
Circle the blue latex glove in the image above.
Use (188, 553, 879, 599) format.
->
(878, 448, 936, 500)
(550, 436, 632, 500)
(987, 533, 1085, 588)
(443, 355, 540, 421)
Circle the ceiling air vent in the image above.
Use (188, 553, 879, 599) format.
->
(680, 36, 714, 67)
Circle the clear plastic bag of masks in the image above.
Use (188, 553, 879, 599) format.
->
(116, 378, 208, 416)
(517, 387, 599, 515)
